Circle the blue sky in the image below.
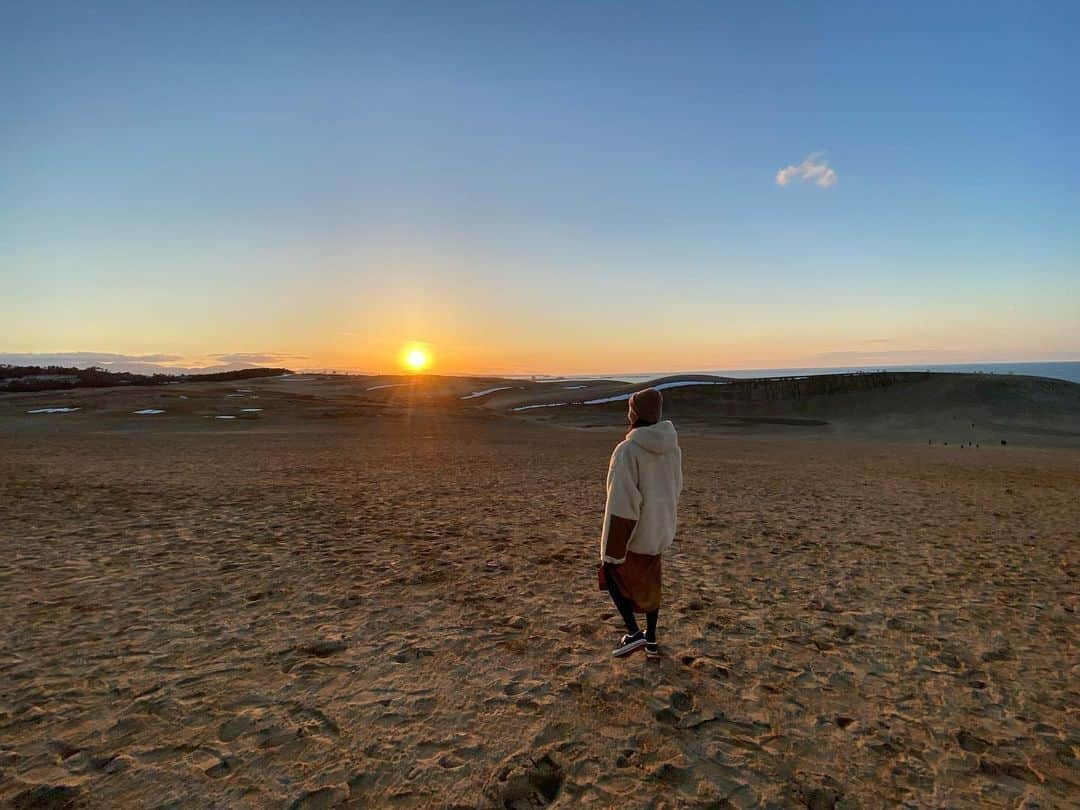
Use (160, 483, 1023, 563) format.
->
(3, 1, 1078, 374)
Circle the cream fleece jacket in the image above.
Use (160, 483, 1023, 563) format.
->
(600, 420, 683, 563)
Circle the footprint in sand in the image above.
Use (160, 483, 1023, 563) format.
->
(487, 752, 565, 807)
(218, 714, 256, 742)
(205, 755, 241, 779)
(288, 785, 349, 810)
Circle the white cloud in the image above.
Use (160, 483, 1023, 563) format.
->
(776, 153, 837, 188)
(210, 352, 309, 364)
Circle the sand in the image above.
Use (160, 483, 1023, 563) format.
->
(1, 377, 1078, 808)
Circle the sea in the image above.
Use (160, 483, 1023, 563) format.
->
(547, 362, 1080, 385)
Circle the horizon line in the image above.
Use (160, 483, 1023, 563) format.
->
(298, 358, 1080, 379)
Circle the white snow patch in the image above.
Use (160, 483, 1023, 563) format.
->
(512, 402, 568, 411)
(133, 409, 165, 415)
(215, 415, 237, 420)
(461, 386, 513, 399)
(366, 383, 404, 391)
(584, 380, 727, 405)
(657, 380, 728, 390)
(582, 393, 632, 405)
(27, 407, 80, 414)
(563, 385, 587, 390)
(241, 408, 263, 412)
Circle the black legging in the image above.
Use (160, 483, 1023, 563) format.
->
(604, 562, 659, 641)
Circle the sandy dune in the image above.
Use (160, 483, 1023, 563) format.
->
(486, 373, 1080, 449)
(1, 377, 1078, 807)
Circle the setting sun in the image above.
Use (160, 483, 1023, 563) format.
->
(400, 344, 432, 372)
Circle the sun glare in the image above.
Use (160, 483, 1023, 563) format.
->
(400, 344, 432, 372)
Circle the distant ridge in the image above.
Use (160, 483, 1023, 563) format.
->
(0, 364, 292, 393)
(560, 361, 1080, 386)
(487, 371, 1080, 445)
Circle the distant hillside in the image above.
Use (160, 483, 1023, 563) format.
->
(496, 371, 1080, 445)
(662, 371, 1080, 421)
(0, 364, 292, 393)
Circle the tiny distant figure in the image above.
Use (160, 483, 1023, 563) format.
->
(598, 388, 683, 659)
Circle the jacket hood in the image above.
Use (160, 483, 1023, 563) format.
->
(627, 420, 679, 454)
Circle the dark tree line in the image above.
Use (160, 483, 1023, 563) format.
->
(0, 365, 291, 392)
(713, 371, 908, 403)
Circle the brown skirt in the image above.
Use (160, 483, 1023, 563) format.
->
(609, 551, 662, 613)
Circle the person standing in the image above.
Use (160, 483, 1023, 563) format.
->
(599, 387, 683, 658)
